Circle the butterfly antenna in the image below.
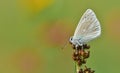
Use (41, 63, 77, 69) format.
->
(61, 40, 69, 50)
(72, 15, 78, 25)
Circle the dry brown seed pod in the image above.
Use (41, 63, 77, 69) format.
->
(72, 52, 80, 61)
(84, 69, 91, 73)
(78, 50, 85, 56)
(82, 59, 86, 64)
(83, 44, 90, 49)
(83, 44, 87, 48)
(73, 51, 79, 57)
(77, 45, 82, 50)
(79, 69, 84, 73)
(86, 45, 90, 49)
(72, 56, 77, 61)
(83, 51, 90, 59)
(84, 66, 95, 73)
(76, 56, 80, 61)
(78, 50, 81, 55)
(77, 59, 82, 66)
(91, 70, 95, 73)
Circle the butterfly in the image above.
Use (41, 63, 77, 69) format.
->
(69, 9, 101, 49)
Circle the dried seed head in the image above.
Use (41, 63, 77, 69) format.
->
(83, 44, 87, 49)
(83, 51, 90, 59)
(84, 66, 95, 73)
(77, 45, 82, 50)
(76, 56, 80, 61)
(73, 51, 79, 57)
(71, 44, 94, 73)
(84, 68, 91, 73)
(72, 56, 77, 61)
(78, 49, 85, 56)
(86, 45, 90, 49)
(79, 69, 84, 73)
(83, 44, 90, 49)
(78, 59, 82, 66)
(82, 59, 86, 64)
(91, 70, 95, 73)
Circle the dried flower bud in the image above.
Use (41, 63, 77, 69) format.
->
(83, 44, 90, 49)
(77, 45, 82, 50)
(83, 51, 90, 59)
(82, 59, 86, 64)
(79, 69, 84, 73)
(84, 66, 95, 73)
(76, 56, 80, 61)
(71, 44, 94, 73)
(84, 68, 91, 73)
(86, 45, 90, 49)
(91, 70, 95, 73)
(73, 51, 79, 57)
(72, 56, 77, 61)
(78, 50, 84, 56)
(78, 59, 82, 66)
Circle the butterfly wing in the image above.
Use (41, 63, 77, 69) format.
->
(73, 9, 101, 43)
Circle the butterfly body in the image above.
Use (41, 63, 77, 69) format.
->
(69, 9, 101, 49)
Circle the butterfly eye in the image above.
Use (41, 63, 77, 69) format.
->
(70, 37, 73, 41)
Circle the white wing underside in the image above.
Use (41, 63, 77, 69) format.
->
(73, 9, 101, 43)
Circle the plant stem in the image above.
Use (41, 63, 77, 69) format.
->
(76, 65, 79, 73)
(74, 62, 77, 73)
(74, 62, 80, 73)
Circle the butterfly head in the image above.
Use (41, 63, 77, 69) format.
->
(69, 36, 84, 49)
(69, 36, 73, 44)
(69, 36, 78, 44)
(69, 36, 84, 46)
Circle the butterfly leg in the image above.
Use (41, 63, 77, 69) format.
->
(76, 40, 83, 46)
(74, 41, 83, 50)
(75, 45, 79, 50)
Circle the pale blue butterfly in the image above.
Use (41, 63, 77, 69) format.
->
(69, 9, 101, 48)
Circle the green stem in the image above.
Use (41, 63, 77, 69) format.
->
(74, 62, 80, 73)
(74, 62, 76, 73)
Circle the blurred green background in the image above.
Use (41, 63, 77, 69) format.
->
(0, 0, 120, 73)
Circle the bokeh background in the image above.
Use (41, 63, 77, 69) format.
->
(0, 0, 120, 73)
